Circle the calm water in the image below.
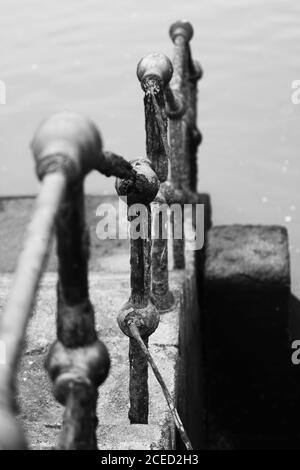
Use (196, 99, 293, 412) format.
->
(1, 0, 300, 293)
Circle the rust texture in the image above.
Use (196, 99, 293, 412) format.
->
(32, 112, 112, 450)
(139, 63, 175, 310)
(46, 179, 110, 449)
(129, 204, 152, 307)
(151, 192, 174, 312)
(144, 77, 168, 182)
(98, 150, 136, 180)
(128, 204, 151, 422)
(187, 61, 203, 192)
(129, 322, 193, 449)
(116, 158, 160, 424)
(168, 20, 203, 267)
(55, 183, 96, 345)
(168, 35, 187, 269)
(128, 336, 149, 424)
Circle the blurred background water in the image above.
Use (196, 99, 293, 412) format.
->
(0, 0, 300, 293)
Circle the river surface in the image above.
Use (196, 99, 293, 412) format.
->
(1, 0, 300, 293)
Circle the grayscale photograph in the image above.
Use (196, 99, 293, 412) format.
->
(0, 0, 299, 456)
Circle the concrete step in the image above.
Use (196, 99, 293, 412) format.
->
(0, 273, 183, 449)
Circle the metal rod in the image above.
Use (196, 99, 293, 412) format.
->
(137, 53, 175, 307)
(116, 159, 160, 425)
(151, 195, 174, 311)
(31, 112, 111, 450)
(128, 336, 149, 424)
(129, 322, 193, 450)
(128, 203, 151, 422)
(187, 61, 203, 192)
(129, 204, 152, 308)
(0, 172, 66, 383)
(58, 382, 98, 450)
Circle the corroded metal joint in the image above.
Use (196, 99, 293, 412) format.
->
(118, 300, 160, 338)
(137, 53, 186, 119)
(46, 340, 110, 405)
(31, 111, 104, 182)
(169, 20, 194, 43)
(100, 151, 137, 180)
(137, 53, 173, 92)
(115, 158, 159, 205)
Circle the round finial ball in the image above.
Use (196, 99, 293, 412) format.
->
(137, 53, 173, 88)
(118, 300, 160, 338)
(31, 111, 103, 179)
(169, 20, 194, 43)
(46, 339, 110, 404)
(115, 158, 159, 205)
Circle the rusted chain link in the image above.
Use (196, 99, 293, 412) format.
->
(129, 322, 193, 450)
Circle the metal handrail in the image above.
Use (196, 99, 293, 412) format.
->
(0, 112, 135, 449)
(115, 20, 202, 449)
(0, 19, 202, 451)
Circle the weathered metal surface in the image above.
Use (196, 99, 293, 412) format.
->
(137, 53, 175, 309)
(168, 20, 203, 267)
(187, 60, 203, 192)
(47, 182, 110, 448)
(129, 322, 193, 450)
(36, 114, 111, 449)
(144, 79, 168, 182)
(116, 158, 160, 424)
(128, 336, 149, 424)
(151, 191, 175, 312)
(0, 112, 119, 449)
(0, 20, 204, 449)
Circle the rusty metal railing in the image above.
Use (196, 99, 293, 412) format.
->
(115, 20, 202, 449)
(0, 112, 136, 449)
(0, 19, 202, 451)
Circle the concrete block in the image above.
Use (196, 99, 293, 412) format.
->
(0, 269, 199, 450)
(203, 224, 292, 446)
(204, 225, 290, 360)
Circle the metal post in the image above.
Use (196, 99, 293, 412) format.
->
(116, 158, 160, 423)
(137, 53, 175, 309)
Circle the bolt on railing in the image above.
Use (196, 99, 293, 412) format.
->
(115, 20, 202, 449)
(0, 112, 136, 450)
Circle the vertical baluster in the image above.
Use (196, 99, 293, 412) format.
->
(187, 60, 203, 193)
(167, 21, 196, 268)
(116, 159, 160, 423)
(31, 112, 111, 450)
(137, 53, 175, 311)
